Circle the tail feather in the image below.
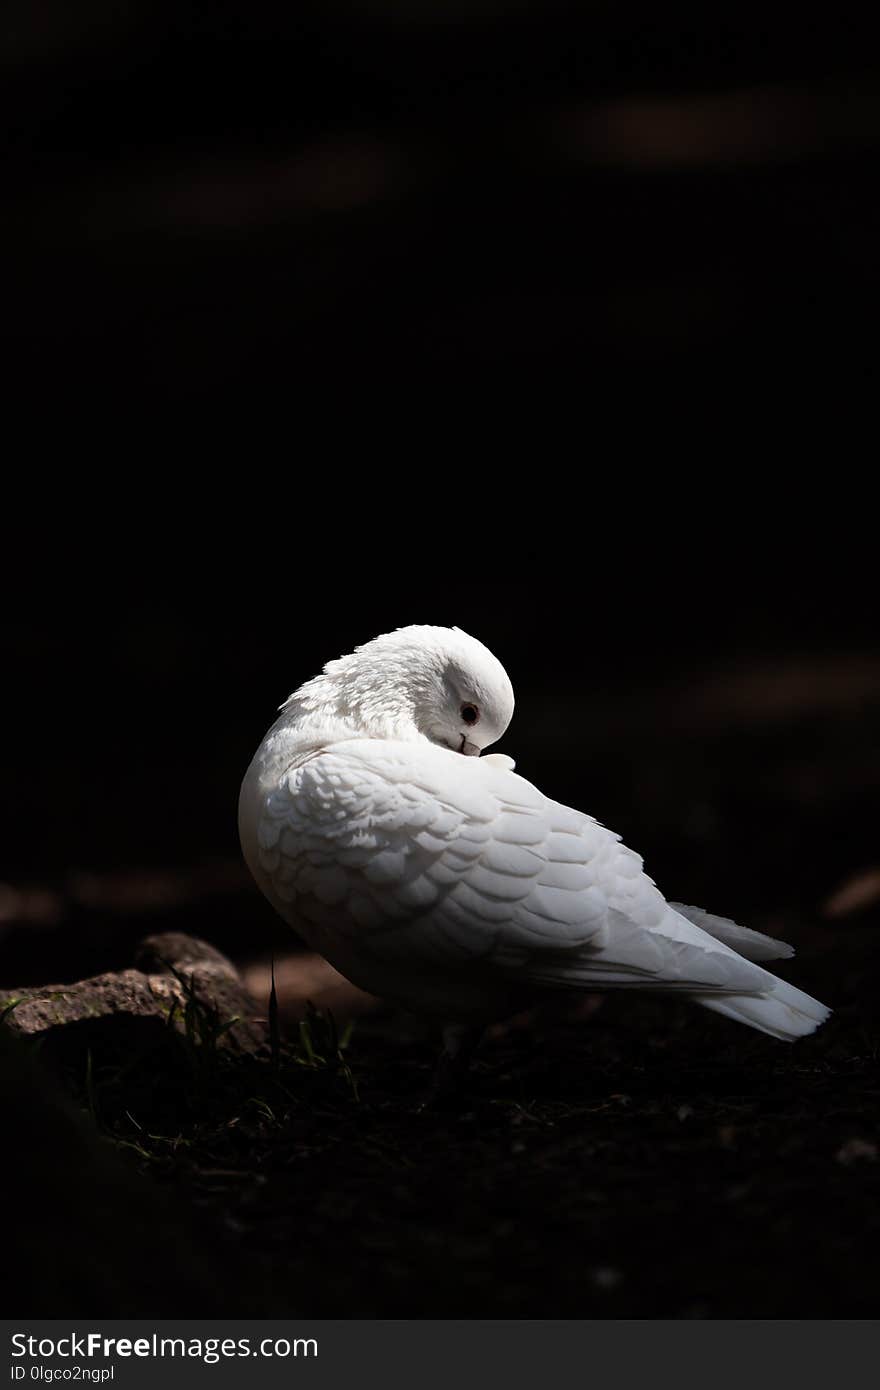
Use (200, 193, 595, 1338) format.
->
(693, 976, 830, 1041)
(670, 902, 794, 961)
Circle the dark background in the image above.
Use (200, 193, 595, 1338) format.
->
(5, 2, 880, 419)
(3, 1, 879, 1319)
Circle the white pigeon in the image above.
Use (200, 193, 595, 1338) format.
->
(239, 625, 829, 1073)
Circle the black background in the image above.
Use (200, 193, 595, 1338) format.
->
(5, 3, 880, 418)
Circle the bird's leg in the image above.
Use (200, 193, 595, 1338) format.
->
(419, 1022, 484, 1109)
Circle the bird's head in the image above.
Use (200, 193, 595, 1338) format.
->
(283, 625, 514, 756)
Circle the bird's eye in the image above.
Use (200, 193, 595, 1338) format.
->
(460, 703, 479, 725)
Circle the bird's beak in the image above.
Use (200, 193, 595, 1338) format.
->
(461, 739, 481, 757)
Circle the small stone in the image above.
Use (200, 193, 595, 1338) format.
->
(823, 868, 880, 919)
(836, 1138, 878, 1167)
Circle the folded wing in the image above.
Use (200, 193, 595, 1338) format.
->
(254, 740, 786, 1001)
(256, 739, 609, 966)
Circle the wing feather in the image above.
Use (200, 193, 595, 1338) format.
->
(256, 740, 609, 964)
(254, 739, 773, 1001)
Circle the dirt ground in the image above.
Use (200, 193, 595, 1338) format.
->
(74, 992, 879, 1319)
